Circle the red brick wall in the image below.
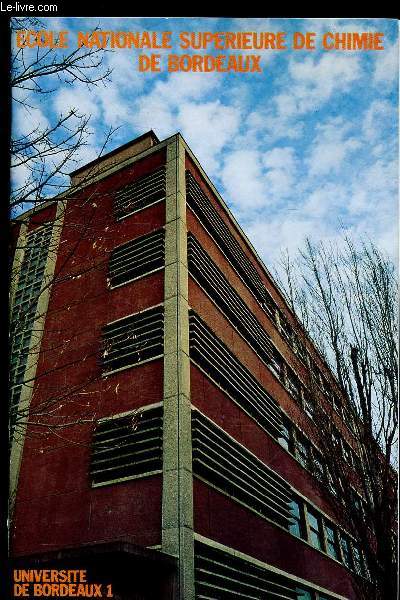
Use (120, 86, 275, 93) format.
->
(194, 479, 357, 599)
(11, 149, 167, 556)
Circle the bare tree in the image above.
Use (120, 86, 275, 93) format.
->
(10, 16, 113, 212)
(279, 238, 398, 599)
(9, 16, 121, 447)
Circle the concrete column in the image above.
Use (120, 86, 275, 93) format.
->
(162, 135, 195, 598)
(9, 221, 28, 309)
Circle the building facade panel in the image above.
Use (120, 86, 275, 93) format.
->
(12, 475, 163, 556)
(11, 139, 169, 565)
(193, 480, 356, 599)
(9, 132, 370, 600)
(190, 363, 338, 520)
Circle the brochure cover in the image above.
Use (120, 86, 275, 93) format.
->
(7, 13, 398, 600)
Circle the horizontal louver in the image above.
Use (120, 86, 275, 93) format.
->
(101, 305, 164, 374)
(90, 406, 162, 486)
(195, 541, 298, 600)
(186, 171, 276, 314)
(109, 228, 165, 287)
(114, 167, 166, 220)
(192, 411, 292, 528)
(189, 311, 283, 438)
(188, 233, 282, 370)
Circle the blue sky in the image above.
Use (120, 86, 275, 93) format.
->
(12, 17, 399, 271)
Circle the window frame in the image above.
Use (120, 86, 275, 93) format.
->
(295, 432, 310, 469)
(305, 506, 324, 551)
(289, 497, 306, 540)
(324, 521, 341, 561)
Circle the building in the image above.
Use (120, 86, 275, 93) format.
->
(10, 131, 368, 599)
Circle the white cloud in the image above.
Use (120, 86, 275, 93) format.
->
(151, 71, 221, 105)
(302, 182, 347, 218)
(373, 41, 398, 85)
(245, 215, 324, 268)
(261, 147, 298, 198)
(221, 150, 270, 211)
(54, 85, 101, 120)
(306, 117, 362, 176)
(131, 71, 221, 138)
(178, 101, 240, 175)
(262, 147, 296, 170)
(219, 145, 298, 216)
(362, 99, 396, 141)
(131, 71, 239, 174)
(13, 103, 50, 138)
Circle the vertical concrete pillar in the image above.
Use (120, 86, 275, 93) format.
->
(162, 135, 195, 598)
(9, 221, 28, 308)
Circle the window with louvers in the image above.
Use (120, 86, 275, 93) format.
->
(187, 233, 280, 371)
(109, 228, 165, 287)
(189, 310, 283, 438)
(186, 170, 277, 316)
(194, 541, 300, 600)
(101, 305, 164, 374)
(192, 410, 292, 528)
(114, 167, 166, 220)
(90, 405, 162, 486)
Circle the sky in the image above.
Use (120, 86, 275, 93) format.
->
(11, 17, 399, 274)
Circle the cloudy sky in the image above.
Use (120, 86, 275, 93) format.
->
(12, 17, 399, 271)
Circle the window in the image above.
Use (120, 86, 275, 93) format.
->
(289, 499, 304, 539)
(351, 490, 366, 519)
(325, 523, 340, 560)
(295, 433, 310, 469)
(192, 410, 292, 529)
(101, 305, 164, 374)
(108, 228, 165, 287)
(296, 588, 313, 600)
(287, 496, 357, 573)
(306, 508, 323, 550)
(269, 349, 283, 380)
(278, 418, 293, 452)
(186, 170, 268, 310)
(187, 233, 275, 370)
(189, 311, 283, 439)
(114, 167, 166, 220)
(90, 405, 163, 486)
(286, 367, 301, 402)
(10, 222, 53, 435)
(327, 468, 338, 497)
(332, 394, 342, 414)
(342, 441, 353, 466)
(262, 292, 277, 319)
(340, 534, 353, 569)
(312, 450, 325, 482)
(303, 392, 315, 420)
(352, 544, 365, 576)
